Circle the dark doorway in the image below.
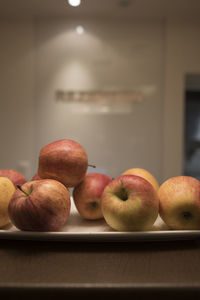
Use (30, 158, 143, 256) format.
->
(184, 90, 200, 179)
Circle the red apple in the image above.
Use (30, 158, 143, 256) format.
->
(8, 179, 71, 231)
(31, 174, 41, 181)
(101, 175, 159, 231)
(0, 169, 26, 188)
(38, 139, 88, 188)
(73, 172, 112, 220)
(158, 176, 200, 230)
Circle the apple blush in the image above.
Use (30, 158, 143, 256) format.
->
(73, 172, 112, 220)
(122, 168, 159, 192)
(158, 176, 200, 230)
(31, 174, 41, 181)
(8, 179, 71, 231)
(0, 169, 26, 188)
(38, 139, 89, 188)
(101, 175, 159, 231)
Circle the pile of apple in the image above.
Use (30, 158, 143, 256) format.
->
(0, 138, 199, 232)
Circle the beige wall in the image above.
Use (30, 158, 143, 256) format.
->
(34, 19, 164, 182)
(163, 19, 200, 181)
(0, 20, 35, 180)
(0, 17, 200, 182)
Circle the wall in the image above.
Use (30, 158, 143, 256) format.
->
(34, 19, 164, 181)
(163, 19, 200, 181)
(0, 17, 200, 183)
(0, 20, 35, 180)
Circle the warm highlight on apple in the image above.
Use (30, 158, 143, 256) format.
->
(158, 176, 200, 230)
(101, 175, 159, 231)
(8, 179, 71, 231)
(38, 139, 88, 188)
(122, 168, 159, 191)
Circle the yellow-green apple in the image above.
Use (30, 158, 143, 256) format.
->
(38, 139, 89, 188)
(8, 179, 71, 231)
(73, 173, 112, 220)
(158, 176, 200, 230)
(0, 177, 15, 227)
(101, 175, 159, 231)
(0, 169, 26, 188)
(122, 168, 159, 191)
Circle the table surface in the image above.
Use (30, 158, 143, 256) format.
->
(0, 238, 200, 299)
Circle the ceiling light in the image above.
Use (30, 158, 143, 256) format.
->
(68, 0, 81, 7)
(76, 26, 84, 35)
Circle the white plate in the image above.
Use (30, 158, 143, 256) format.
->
(0, 198, 200, 242)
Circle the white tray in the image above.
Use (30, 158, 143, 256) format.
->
(0, 198, 200, 242)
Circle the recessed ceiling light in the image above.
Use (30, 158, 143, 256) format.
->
(68, 0, 81, 7)
(76, 26, 84, 35)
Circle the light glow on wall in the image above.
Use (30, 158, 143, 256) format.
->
(76, 25, 84, 35)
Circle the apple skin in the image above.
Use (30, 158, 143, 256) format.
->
(0, 177, 16, 227)
(38, 139, 88, 188)
(122, 168, 159, 192)
(8, 179, 71, 231)
(0, 169, 26, 188)
(31, 174, 41, 181)
(73, 173, 112, 220)
(158, 176, 200, 230)
(101, 175, 159, 231)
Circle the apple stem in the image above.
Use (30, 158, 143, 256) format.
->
(17, 184, 29, 197)
(88, 164, 96, 168)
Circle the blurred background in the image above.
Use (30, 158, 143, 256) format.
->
(0, 0, 199, 183)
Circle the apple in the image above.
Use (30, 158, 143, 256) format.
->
(101, 175, 159, 231)
(121, 168, 159, 192)
(8, 179, 71, 231)
(0, 177, 16, 227)
(31, 174, 41, 181)
(38, 139, 89, 188)
(0, 169, 26, 188)
(158, 176, 200, 230)
(73, 172, 112, 220)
